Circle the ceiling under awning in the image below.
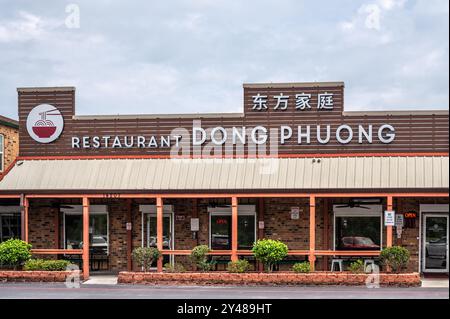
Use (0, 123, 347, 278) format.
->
(0, 157, 448, 193)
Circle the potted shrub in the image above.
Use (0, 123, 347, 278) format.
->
(164, 262, 186, 273)
(227, 259, 250, 273)
(190, 245, 214, 272)
(24, 259, 71, 271)
(0, 239, 32, 270)
(252, 239, 288, 272)
(380, 246, 410, 273)
(131, 247, 161, 272)
(348, 259, 365, 273)
(292, 262, 310, 273)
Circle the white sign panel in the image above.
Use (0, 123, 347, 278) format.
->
(384, 210, 395, 226)
(190, 218, 200, 232)
(395, 214, 404, 228)
(258, 221, 265, 229)
(27, 104, 64, 144)
(291, 207, 300, 220)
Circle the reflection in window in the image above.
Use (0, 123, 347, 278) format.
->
(335, 216, 381, 250)
(64, 214, 108, 254)
(211, 215, 255, 250)
(0, 214, 21, 242)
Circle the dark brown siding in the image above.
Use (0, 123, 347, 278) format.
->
(18, 85, 449, 157)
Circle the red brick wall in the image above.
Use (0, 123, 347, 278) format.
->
(25, 197, 448, 273)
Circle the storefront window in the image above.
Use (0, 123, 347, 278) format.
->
(210, 215, 255, 250)
(0, 214, 21, 242)
(64, 213, 108, 253)
(335, 216, 381, 250)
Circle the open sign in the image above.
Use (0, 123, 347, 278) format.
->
(404, 212, 417, 219)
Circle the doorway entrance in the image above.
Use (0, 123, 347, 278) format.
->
(422, 214, 449, 273)
(140, 205, 174, 267)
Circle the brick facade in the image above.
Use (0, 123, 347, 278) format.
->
(0, 116, 19, 176)
(24, 197, 449, 273)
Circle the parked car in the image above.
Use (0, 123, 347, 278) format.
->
(211, 234, 230, 249)
(340, 236, 380, 250)
(426, 236, 447, 258)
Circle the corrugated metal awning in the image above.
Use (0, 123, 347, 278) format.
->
(0, 157, 448, 192)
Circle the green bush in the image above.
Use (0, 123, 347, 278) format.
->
(132, 247, 161, 272)
(164, 262, 186, 273)
(252, 239, 288, 272)
(292, 262, 311, 273)
(380, 246, 410, 273)
(0, 239, 32, 269)
(24, 259, 71, 271)
(227, 259, 251, 273)
(190, 245, 214, 272)
(348, 259, 365, 273)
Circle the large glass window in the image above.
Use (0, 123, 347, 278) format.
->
(64, 213, 109, 253)
(0, 214, 21, 242)
(210, 214, 256, 250)
(335, 216, 381, 250)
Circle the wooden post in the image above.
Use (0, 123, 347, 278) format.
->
(20, 194, 26, 242)
(24, 196, 29, 243)
(386, 195, 393, 247)
(126, 199, 133, 272)
(82, 197, 90, 280)
(309, 195, 316, 271)
(257, 198, 264, 272)
(156, 197, 164, 272)
(231, 197, 238, 262)
(322, 198, 329, 271)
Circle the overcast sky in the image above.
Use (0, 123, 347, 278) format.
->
(0, 0, 448, 119)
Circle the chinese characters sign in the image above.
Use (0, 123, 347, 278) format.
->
(252, 92, 335, 111)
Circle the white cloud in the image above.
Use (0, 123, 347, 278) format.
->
(0, 1, 447, 119)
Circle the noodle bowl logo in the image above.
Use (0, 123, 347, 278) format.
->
(26, 104, 64, 143)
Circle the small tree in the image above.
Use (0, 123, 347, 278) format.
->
(190, 245, 213, 272)
(132, 247, 161, 272)
(252, 239, 288, 272)
(0, 239, 32, 270)
(380, 246, 410, 273)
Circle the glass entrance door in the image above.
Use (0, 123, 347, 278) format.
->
(146, 215, 173, 266)
(423, 215, 449, 272)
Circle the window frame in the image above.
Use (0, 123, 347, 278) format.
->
(208, 205, 257, 250)
(61, 205, 109, 254)
(333, 205, 383, 251)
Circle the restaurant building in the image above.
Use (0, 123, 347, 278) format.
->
(0, 82, 448, 279)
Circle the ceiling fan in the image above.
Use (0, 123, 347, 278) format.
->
(33, 202, 75, 209)
(335, 198, 381, 210)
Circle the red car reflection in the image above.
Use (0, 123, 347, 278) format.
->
(340, 236, 380, 250)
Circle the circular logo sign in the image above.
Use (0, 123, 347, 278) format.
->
(26, 104, 64, 143)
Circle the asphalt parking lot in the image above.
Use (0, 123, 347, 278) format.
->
(0, 283, 448, 299)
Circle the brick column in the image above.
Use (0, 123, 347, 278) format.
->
(126, 199, 133, 272)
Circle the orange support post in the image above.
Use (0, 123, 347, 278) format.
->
(24, 196, 29, 243)
(309, 195, 316, 271)
(386, 196, 393, 247)
(82, 197, 90, 280)
(156, 197, 164, 272)
(231, 197, 238, 262)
